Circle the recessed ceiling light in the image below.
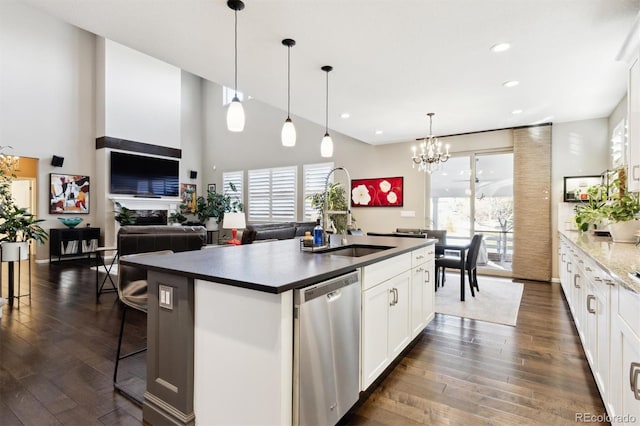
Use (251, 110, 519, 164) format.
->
(503, 80, 519, 88)
(490, 42, 511, 53)
(375, 130, 383, 135)
(340, 112, 350, 119)
(512, 109, 523, 114)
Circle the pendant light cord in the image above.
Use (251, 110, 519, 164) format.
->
(287, 46, 291, 118)
(234, 9, 238, 96)
(325, 71, 329, 133)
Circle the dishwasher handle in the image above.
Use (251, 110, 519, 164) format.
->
(297, 271, 359, 304)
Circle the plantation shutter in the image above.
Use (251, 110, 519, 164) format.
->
(303, 162, 334, 221)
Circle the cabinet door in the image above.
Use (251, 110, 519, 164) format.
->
(410, 265, 425, 339)
(611, 284, 640, 422)
(423, 259, 435, 325)
(388, 271, 411, 360)
(362, 281, 391, 390)
(629, 57, 640, 192)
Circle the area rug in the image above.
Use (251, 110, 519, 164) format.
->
(435, 275, 524, 326)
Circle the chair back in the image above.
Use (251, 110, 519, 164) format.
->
(466, 234, 484, 269)
(117, 250, 173, 312)
(424, 229, 447, 244)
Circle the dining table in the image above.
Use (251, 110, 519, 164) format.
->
(367, 231, 474, 301)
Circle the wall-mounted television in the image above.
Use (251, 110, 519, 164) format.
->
(110, 151, 179, 197)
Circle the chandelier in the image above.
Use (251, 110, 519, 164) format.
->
(411, 113, 450, 174)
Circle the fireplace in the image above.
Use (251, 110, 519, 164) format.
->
(132, 209, 168, 226)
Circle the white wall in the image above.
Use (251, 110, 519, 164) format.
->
(100, 39, 181, 148)
(0, 0, 97, 259)
(551, 118, 610, 279)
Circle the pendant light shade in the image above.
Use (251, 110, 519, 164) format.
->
(282, 118, 296, 147)
(227, 0, 245, 132)
(321, 65, 333, 158)
(227, 96, 245, 132)
(321, 133, 334, 157)
(281, 39, 296, 147)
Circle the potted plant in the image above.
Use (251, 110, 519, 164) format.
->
(574, 183, 608, 232)
(0, 146, 48, 261)
(602, 168, 640, 242)
(114, 202, 137, 226)
(195, 182, 243, 230)
(307, 182, 355, 235)
(168, 210, 188, 226)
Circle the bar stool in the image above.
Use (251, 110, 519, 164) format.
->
(94, 247, 118, 301)
(113, 250, 173, 405)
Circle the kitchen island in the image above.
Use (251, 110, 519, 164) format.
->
(120, 235, 435, 426)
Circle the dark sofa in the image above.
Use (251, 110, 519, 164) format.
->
(240, 221, 316, 244)
(118, 225, 207, 256)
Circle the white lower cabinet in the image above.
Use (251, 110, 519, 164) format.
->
(611, 283, 640, 423)
(361, 246, 435, 391)
(558, 234, 640, 422)
(362, 270, 411, 389)
(411, 246, 435, 338)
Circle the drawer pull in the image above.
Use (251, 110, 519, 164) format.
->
(630, 362, 640, 400)
(586, 295, 596, 314)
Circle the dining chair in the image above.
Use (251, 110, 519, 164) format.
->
(113, 250, 173, 405)
(435, 234, 483, 296)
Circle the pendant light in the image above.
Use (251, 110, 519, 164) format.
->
(226, 0, 245, 132)
(320, 65, 334, 158)
(281, 39, 296, 147)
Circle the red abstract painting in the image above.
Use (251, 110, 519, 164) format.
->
(351, 177, 403, 207)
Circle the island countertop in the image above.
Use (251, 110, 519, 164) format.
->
(120, 235, 435, 293)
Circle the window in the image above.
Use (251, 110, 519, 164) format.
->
(248, 166, 297, 222)
(222, 170, 243, 207)
(222, 86, 244, 106)
(303, 162, 334, 220)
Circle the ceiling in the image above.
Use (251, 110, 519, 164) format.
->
(21, 0, 640, 145)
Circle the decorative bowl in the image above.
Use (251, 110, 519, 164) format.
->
(58, 217, 83, 228)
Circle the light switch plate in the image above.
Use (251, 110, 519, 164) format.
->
(159, 285, 173, 310)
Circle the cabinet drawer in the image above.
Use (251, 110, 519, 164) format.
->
(411, 246, 435, 268)
(618, 284, 640, 338)
(362, 253, 411, 291)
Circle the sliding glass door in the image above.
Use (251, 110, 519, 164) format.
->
(430, 151, 513, 273)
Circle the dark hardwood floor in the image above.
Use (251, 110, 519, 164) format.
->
(0, 260, 607, 425)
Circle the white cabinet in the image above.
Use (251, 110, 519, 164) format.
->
(611, 282, 640, 423)
(361, 245, 435, 390)
(558, 234, 616, 416)
(411, 246, 435, 338)
(361, 270, 411, 389)
(628, 56, 640, 192)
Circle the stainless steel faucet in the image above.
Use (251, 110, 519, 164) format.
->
(323, 167, 352, 245)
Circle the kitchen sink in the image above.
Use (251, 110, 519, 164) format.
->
(318, 244, 393, 257)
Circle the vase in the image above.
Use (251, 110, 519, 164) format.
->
(0, 241, 29, 261)
(206, 218, 219, 231)
(608, 220, 640, 243)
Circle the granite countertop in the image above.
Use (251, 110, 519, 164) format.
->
(120, 235, 435, 294)
(559, 229, 640, 293)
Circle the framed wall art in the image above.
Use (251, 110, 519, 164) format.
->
(50, 173, 90, 214)
(351, 176, 403, 207)
(180, 183, 197, 213)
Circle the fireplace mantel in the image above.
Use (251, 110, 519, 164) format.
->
(110, 196, 182, 212)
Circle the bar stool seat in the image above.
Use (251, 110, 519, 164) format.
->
(114, 250, 173, 405)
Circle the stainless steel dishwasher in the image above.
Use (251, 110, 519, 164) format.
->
(293, 270, 361, 426)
